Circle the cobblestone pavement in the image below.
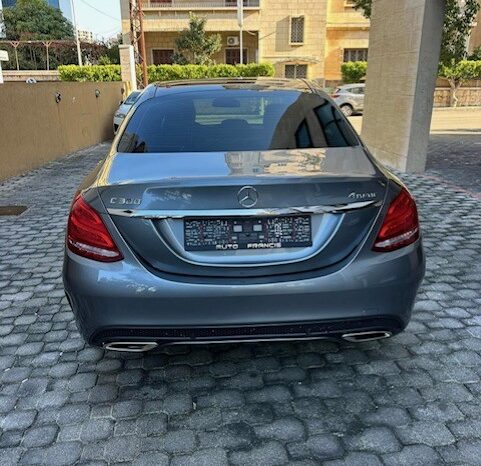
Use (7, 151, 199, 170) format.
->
(1, 142, 481, 465)
(427, 134, 481, 194)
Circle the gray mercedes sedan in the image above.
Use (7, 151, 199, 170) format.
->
(63, 78, 425, 353)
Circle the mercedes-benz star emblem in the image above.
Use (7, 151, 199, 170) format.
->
(237, 186, 259, 208)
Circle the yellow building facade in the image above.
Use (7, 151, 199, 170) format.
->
(120, 0, 369, 84)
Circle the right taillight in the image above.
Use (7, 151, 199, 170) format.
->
(373, 187, 420, 252)
(67, 195, 123, 262)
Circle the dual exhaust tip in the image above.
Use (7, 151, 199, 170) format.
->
(102, 331, 392, 352)
(341, 330, 392, 342)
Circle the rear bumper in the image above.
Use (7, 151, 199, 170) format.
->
(63, 240, 425, 346)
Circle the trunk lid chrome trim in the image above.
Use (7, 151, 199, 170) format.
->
(107, 200, 379, 219)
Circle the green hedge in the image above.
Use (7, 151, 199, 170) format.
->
(58, 63, 275, 82)
(58, 65, 122, 82)
(439, 60, 481, 81)
(341, 61, 367, 84)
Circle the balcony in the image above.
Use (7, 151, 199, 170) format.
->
(142, 0, 260, 9)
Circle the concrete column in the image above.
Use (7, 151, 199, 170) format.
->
(119, 44, 137, 92)
(361, 0, 445, 172)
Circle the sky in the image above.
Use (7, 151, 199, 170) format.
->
(62, 0, 122, 41)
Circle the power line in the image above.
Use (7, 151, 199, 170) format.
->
(78, 0, 120, 22)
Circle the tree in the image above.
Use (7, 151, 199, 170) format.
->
(351, 0, 480, 64)
(350, 0, 371, 18)
(439, 60, 481, 106)
(173, 13, 221, 65)
(2, 0, 74, 70)
(3, 0, 73, 40)
(440, 0, 480, 66)
(350, 0, 481, 106)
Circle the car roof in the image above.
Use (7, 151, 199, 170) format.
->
(140, 77, 323, 98)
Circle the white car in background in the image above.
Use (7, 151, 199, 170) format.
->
(331, 83, 365, 116)
(113, 90, 142, 133)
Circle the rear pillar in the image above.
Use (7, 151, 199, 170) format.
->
(361, 0, 445, 172)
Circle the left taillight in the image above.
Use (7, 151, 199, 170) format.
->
(373, 187, 420, 252)
(67, 196, 123, 262)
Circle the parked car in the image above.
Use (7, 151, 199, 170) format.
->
(331, 83, 365, 116)
(63, 78, 425, 353)
(113, 90, 142, 133)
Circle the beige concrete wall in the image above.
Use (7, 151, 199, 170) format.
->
(0, 82, 126, 181)
(325, 0, 369, 82)
(144, 31, 258, 64)
(120, 0, 371, 81)
(258, 0, 327, 79)
(325, 29, 369, 81)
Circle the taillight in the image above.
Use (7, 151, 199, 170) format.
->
(67, 196, 123, 262)
(373, 188, 420, 252)
(331, 94, 340, 98)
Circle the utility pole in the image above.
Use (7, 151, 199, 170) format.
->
(70, 0, 82, 65)
(237, 0, 244, 64)
(129, 0, 148, 88)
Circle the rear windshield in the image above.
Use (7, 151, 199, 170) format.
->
(117, 89, 359, 153)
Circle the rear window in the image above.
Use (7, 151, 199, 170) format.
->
(117, 89, 359, 153)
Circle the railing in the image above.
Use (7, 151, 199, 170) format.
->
(142, 0, 260, 8)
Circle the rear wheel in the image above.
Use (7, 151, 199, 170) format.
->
(340, 104, 354, 117)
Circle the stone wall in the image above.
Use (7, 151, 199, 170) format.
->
(434, 88, 481, 107)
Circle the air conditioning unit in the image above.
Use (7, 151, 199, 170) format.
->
(227, 36, 240, 46)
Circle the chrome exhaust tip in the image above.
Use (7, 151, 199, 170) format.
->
(342, 331, 392, 343)
(103, 341, 158, 353)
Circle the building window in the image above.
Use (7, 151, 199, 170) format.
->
(152, 49, 174, 65)
(344, 0, 356, 7)
(343, 48, 368, 62)
(285, 64, 308, 79)
(226, 48, 248, 65)
(290, 16, 305, 44)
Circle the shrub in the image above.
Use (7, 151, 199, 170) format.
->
(59, 63, 275, 82)
(439, 60, 481, 106)
(341, 61, 367, 84)
(58, 64, 122, 82)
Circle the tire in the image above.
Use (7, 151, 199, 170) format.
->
(340, 104, 354, 117)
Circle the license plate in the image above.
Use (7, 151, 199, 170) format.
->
(184, 215, 312, 251)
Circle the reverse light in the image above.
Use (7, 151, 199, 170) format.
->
(67, 196, 123, 262)
(373, 188, 420, 252)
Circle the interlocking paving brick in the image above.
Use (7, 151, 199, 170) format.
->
(0, 141, 481, 464)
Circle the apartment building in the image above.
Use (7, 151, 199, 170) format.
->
(120, 0, 369, 83)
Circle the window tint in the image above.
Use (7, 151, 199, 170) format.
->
(117, 89, 359, 153)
